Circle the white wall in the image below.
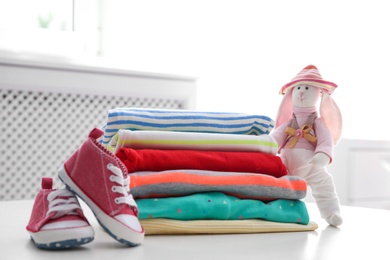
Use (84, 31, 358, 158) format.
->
(1, 0, 388, 141)
(101, 0, 390, 141)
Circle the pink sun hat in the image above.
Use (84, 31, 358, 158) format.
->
(279, 65, 338, 95)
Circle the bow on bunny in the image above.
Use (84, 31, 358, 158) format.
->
(285, 124, 317, 148)
(270, 65, 343, 227)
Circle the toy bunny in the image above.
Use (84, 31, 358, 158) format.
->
(271, 65, 343, 226)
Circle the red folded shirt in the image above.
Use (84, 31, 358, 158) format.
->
(116, 148, 288, 178)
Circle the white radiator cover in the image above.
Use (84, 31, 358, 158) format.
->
(0, 53, 197, 200)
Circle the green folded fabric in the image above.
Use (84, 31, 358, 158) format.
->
(137, 192, 309, 225)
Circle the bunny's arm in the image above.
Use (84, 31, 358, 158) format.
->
(270, 119, 292, 153)
(313, 118, 334, 163)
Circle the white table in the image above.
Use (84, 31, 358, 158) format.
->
(1, 199, 388, 260)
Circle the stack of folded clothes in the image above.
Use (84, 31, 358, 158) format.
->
(102, 108, 317, 234)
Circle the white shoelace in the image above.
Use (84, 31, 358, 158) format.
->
(46, 189, 81, 219)
(107, 163, 137, 207)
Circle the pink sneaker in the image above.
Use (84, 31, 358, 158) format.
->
(58, 128, 144, 246)
(26, 177, 94, 249)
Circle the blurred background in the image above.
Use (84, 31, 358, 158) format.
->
(1, 0, 390, 208)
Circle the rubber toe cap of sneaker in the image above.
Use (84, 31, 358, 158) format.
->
(114, 214, 143, 232)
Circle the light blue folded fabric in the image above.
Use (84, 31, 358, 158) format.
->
(137, 192, 309, 225)
(102, 108, 275, 145)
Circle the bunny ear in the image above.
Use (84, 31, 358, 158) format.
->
(320, 91, 343, 145)
(275, 89, 294, 129)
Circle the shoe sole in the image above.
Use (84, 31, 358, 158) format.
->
(58, 165, 144, 246)
(29, 226, 94, 249)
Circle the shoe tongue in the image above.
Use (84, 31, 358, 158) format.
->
(89, 128, 103, 139)
(51, 214, 85, 222)
(41, 177, 53, 189)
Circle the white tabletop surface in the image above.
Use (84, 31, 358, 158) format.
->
(1, 199, 389, 260)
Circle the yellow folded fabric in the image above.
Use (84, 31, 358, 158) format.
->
(109, 129, 278, 154)
(140, 219, 318, 235)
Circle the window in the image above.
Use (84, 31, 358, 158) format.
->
(0, 0, 99, 57)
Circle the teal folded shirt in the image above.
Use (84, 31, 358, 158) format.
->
(137, 192, 309, 225)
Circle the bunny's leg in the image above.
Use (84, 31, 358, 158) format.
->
(281, 149, 343, 226)
(305, 167, 343, 227)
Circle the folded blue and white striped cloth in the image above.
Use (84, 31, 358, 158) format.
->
(102, 108, 275, 145)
